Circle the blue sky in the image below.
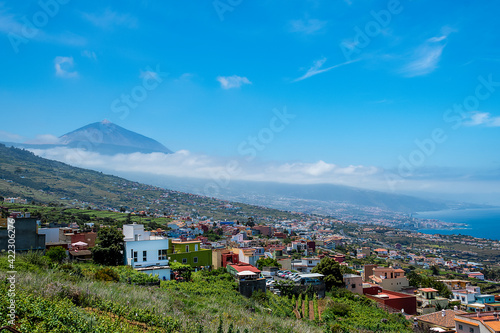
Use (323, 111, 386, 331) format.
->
(1, 0, 500, 202)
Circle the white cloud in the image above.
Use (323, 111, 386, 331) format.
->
(464, 112, 500, 127)
(25, 147, 500, 205)
(82, 9, 137, 29)
(401, 44, 445, 77)
(289, 19, 327, 34)
(25, 134, 61, 144)
(54, 56, 78, 78)
(216, 75, 252, 89)
(293, 58, 358, 82)
(0, 130, 25, 143)
(400, 30, 452, 77)
(28, 147, 382, 186)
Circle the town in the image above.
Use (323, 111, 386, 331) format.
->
(2, 196, 500, 332)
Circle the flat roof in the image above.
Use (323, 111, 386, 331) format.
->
(228, 263, 261, 273)
(299, 273, 324, 278)
(135, 265, 170, 271)
(172, 240, 201, 244)
(343, 274, 361, 278)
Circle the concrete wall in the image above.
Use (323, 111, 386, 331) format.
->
(239, 278, 266, 297)
(380, 277, 409, 291)
(136, 267, 171, 281)
(0, 218, 45, 251)
(344, 275, 363, 294)
(38, 228, 60, 243)
(169, 249, 212, 270)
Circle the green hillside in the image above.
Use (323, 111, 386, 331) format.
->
(0, 144, 302, 222)
(0, 253, 412, 332)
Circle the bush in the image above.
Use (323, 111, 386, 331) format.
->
(95, 267, 120, 282)
(326, 301, 351, 317)
(46, 246, 67, 263)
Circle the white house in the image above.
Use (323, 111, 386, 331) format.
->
(452, 286, 481, 305)
(292, 257, 321, 273)
(123, 224, 171, 280)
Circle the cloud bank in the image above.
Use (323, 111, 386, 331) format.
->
(26, 147, 500, 203)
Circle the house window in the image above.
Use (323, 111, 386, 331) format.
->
(469, 328, 474, 333)
(458, 324, 463, 330)
(182, 258, 187, 264)
(194, 257, 198, 263)
(143, 251, 147, 262)
(158, 249, 168, 261)
(133, 251, 138, 263)
(195, 244, 198, 251)
(351, 284, 356, 289)
(185, 245, 189, 253)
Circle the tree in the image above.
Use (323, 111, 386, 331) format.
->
(46, 246, 67, 263)
(92, 227, 124, 266)
(430, 265, 440, 276)
(256, 257, 281, 270)
(311, 257, 344, 291)
(246, 217, 255, 227)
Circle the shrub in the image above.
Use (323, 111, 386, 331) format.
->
(46, 246, 67, 263)
(326, 301, 351, 317)
(95, 267, 120, 282)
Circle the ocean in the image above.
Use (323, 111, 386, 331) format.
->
(415, 207, 500, 241)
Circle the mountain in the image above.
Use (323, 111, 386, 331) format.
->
(0, 144, 301, 221)
(59, 120, 173, 154)
(1, 120, 173, 155)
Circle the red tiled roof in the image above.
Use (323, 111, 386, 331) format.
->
(417, 310, 466, 328)
(228, 263, 260, 273)
(420, 288, 438, 292)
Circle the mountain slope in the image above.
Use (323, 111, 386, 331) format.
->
(0, 144, 301, 221)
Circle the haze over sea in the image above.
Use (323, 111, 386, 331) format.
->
(416, 208, 500, 241)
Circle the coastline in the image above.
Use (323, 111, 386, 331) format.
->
(414, 207, 500, 241)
